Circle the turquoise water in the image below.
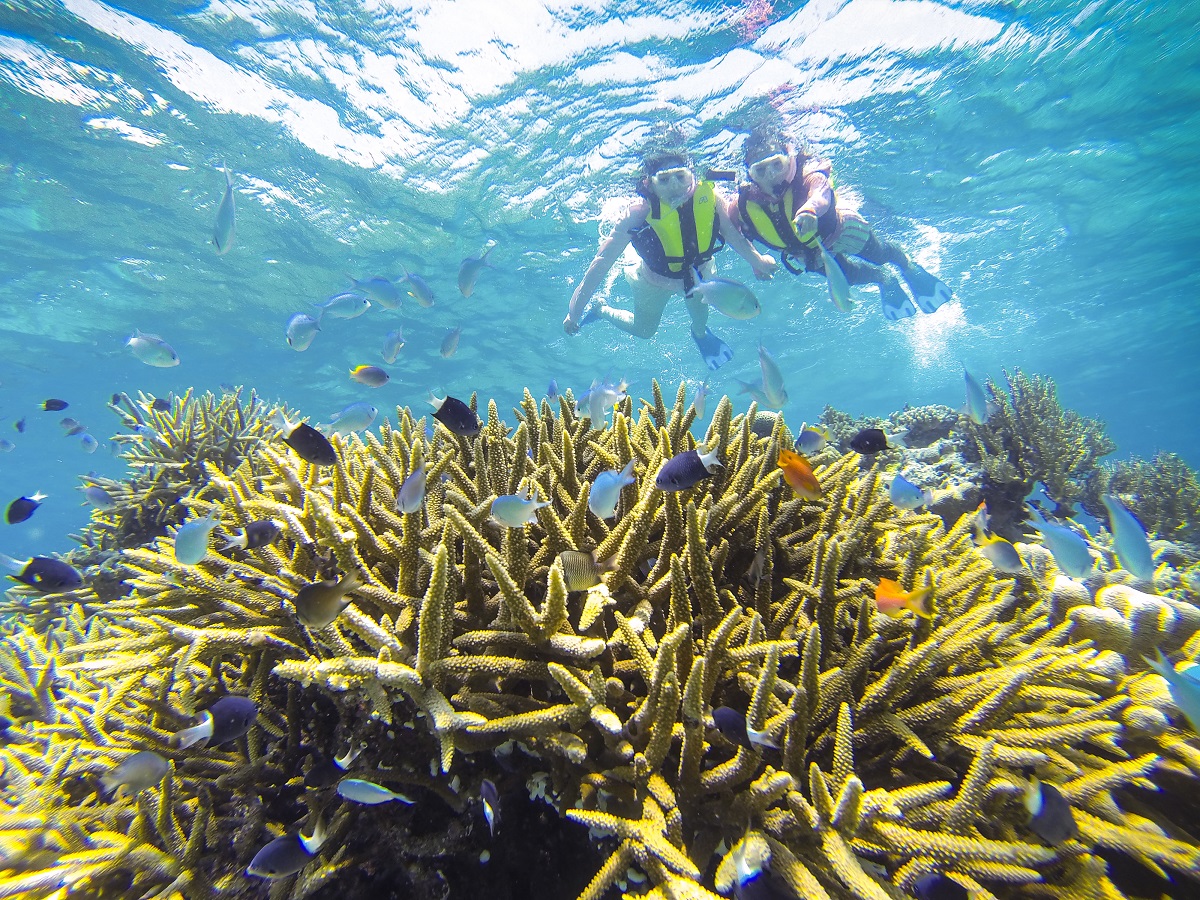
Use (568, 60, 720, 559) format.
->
(1, 0, 1198, 561)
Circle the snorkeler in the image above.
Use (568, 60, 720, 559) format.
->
(733, 125, 952, 320)
(563, 147, 777, 371)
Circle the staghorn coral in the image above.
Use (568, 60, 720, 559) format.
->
(0, 384, 1197, 900)
(960, 369, 1115, 516)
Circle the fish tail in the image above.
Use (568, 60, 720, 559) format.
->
(907, 586, 934, 620)
(172, 722, 210, 750)
(221, 533, 248, 552)
(595, 551, 619, 574)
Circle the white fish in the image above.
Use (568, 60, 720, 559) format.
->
(400, 267, 435, 307)
(286, 313, 321, 351)
(576, 378, 627, 425)
(127, 330, 180, 367)
(689, 277, 761, 319)
(349, 276, 401, 310)
(757, 344, 788, 408)
(691, 380, 709, 422)
(817, 239, 853, 312)
(336, 777, 414, 805)
(588, 460, 636, 519)
(326, 402, 377, 436)
(396, 462, 427, 515)
(1101, 494, 1155, 580)
(961, 366, 990, 425)
(491, 483, 551, 527)
(213, 164, 235, 255)
(1026, 504, 1094, 579)
(174, 509, 221, 565)
(314, 292, 370, 319)
(102, 750, 170, 797)
(381, 328, 405, 364)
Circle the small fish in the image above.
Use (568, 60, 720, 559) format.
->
(0, 553, 83, 592)
(1025, 504, 1094, 579)
(349, 275, 401, 310)
(794, 422, 830, 455)
(1145, 649, 1200, 733)
(711, 707, 778, 751)
(150, 398, 171, 412)
(689, 277, 761, 319)
(109, 394, 122, 406)
(400, 267, 435, 307)
(77, 433, 99, 454)
(480, 779, 500, 837)
(222, 520, 282, 552)
(381, 328, 405, 364)
(7, 492, 47, 524)
(314, 291, 371, 319)
(83, 485, 115, 509)
(874, 577, 933, 619)
(269, 410, 338, 467)
(0, 439, 13, 452)
(557, 549, 618, 592)
(174, 510, 221, 565)
(816, 239, 853, 312)
(285, 313, 321, 351)
(849, 427, 889, 454)
(336, 777, 414, 805)
(959, 365, 990, 425)
(1100, 494, 1154, 580)
(350, 365, 390, 388)
(429, 393, 481, 438)
(304, 746, 363, 788)
(777, 447, 822, 500)
(1023, 777, 1078, 845)
(656, 445, 722, 492)
(913, 874, 970, 900)
(725, 833, 781, 900)
(294, 569, 364, 628)
(101, 750, 169, 798)
(396, 463, 427, 515)
(127, 330, 180, 367)
(972, 520, 1025, 574)
(691, 380, 709, 421)
(213, 164, 235, 254)
(588, 460, 636, 519)
(13, 417, 25, 433)
(491, 484, 551, 528)
(577, 378, 628, 425)
(889, 473, 933, 510)
(59, 417, 82, 432)
(440, 326, 462, 358)
(747, 546, 768, 586)
(458, 244, 494, 297)
(547, 379, 559, 400)
(42, 398, 68, 411)
(327, 402, 378, 436)
(757, 344, 788, 408)
(172, 696, 258, 749)
(246, 822, 326, 878)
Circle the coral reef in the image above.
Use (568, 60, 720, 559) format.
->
(1082, 451, 1200, 547)
(960, 370, 1115, 517)
(0, 384, 1198, 900)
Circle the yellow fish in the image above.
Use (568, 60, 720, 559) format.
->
(874, 577, 932, 619)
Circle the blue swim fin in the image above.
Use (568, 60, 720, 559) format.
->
(693, 328, 733, 371)
(905, 267, 953, 314)
(880, 279, 917, 321)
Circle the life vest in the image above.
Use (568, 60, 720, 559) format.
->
(737, 160, 837, 274)
(628, 181, 724, 291)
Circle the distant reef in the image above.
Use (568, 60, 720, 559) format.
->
(1, 375, 1197, 900)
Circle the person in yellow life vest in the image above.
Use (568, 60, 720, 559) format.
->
(563, 148, 777, 371)
(734, 126, 952, 320)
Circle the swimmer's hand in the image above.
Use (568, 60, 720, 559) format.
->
(793, 210, 819, 245)
(752, 254, 777, 281)
(563, 313, 581, 336)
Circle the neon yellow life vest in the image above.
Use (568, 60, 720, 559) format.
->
(631, 181, 721, 279)
(740, 186, 804, 253)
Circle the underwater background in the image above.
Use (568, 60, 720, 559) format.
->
(1, 0, 1198, 559)
(2, 4, 1200, 900)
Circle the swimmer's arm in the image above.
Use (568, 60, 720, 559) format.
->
(797, 167, 833, 218)
(567, 203, 645, 324)
(716, 194, 776, 279)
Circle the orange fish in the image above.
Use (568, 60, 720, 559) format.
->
(874, 578, 933, 619)
(777, 447, 822, 500)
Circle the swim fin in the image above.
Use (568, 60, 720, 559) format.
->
(904, 267, 953, 314)
(879, 278, 917, 321)
(693, 328, 733, 371)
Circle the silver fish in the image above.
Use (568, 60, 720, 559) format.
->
(126, 330, 179, 367)
(458, 245, 494, 297)
(286, 313, 321, 351)
(213, 165, 235, 255)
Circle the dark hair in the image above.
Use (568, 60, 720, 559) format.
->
(743, 126, 790, 166)
(641, 148, 692, 176)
